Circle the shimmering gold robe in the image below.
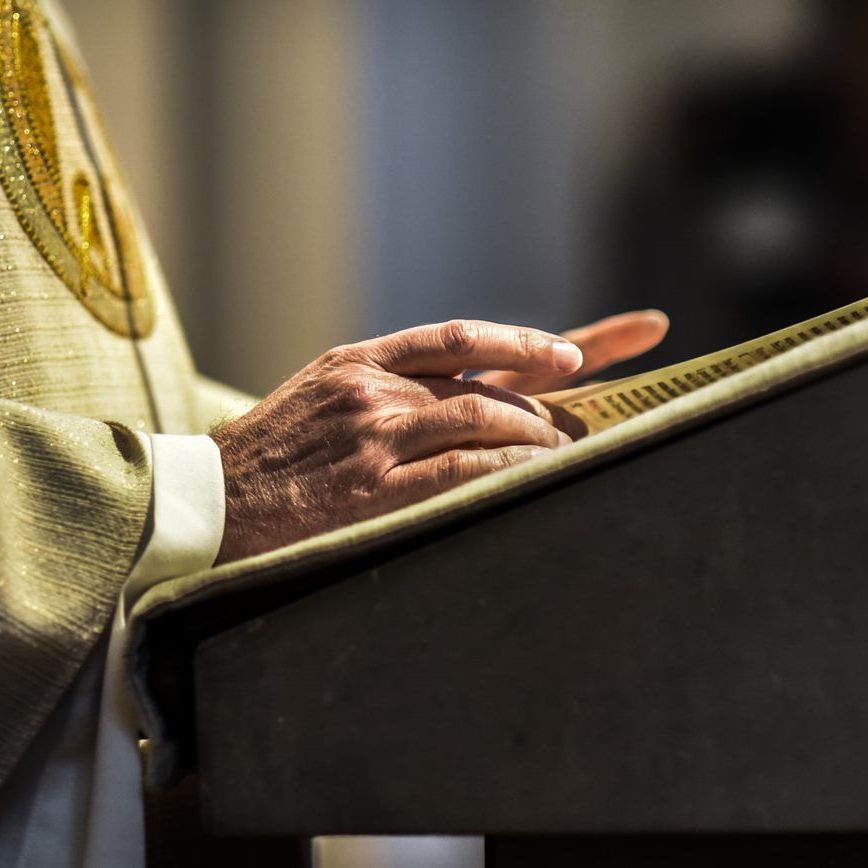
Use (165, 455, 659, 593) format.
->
(0, 0, 250, 786)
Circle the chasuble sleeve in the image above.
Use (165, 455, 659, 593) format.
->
(0, 401, 152, 786)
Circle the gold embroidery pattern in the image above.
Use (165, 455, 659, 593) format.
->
(0, 0, 153, 337)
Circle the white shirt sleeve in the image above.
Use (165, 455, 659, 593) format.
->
(81, 433, 225, 868)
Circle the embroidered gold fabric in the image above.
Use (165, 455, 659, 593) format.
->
(0, 0, 152, 337)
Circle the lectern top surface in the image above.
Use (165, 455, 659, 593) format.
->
(131, 294, 868, 625)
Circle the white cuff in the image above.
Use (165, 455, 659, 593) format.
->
(123, 432, 225, 618)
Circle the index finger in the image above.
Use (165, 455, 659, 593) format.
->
(480, 309, 669, 395)
(360, 320, 583, 378)
(559, 310, 669, 378)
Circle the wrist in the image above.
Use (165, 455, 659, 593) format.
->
(211, 425, 248, 565)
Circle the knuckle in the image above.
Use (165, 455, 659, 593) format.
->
(441, 399, 467, 430)
(439, 319, 478, 356)
(516, 327, 541, 359)
(320, 345, 351, 368)
(357, 445, 393, 482)
(345, 377, 380, 409)
(436, 450, 474, 485)
(388, 411, 415, 445)
(321, 343, 366, 369)
(327, 373, 380, 414)
(501, 446, 527, 468)
(458, 393, 491, 430)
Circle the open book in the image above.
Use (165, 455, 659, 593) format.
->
(538, 297, 868, 435)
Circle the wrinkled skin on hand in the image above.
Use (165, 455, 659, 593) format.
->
(212, 312, 668, 563)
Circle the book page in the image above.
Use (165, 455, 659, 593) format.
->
(538, 297, 868, 435)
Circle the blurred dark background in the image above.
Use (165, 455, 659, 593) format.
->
(62, 0, 868, 394)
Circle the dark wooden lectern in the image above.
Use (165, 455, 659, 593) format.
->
(154, 357, 868, 865)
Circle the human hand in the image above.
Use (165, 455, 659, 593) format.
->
(478, 309, 669, 396)
(212, 320, 589, 563)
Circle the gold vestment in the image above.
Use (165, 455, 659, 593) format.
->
(0, 0, 251, 785)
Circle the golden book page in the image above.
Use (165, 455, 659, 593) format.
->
(538, 297, 868, 435)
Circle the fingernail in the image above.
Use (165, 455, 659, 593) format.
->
(553, 340, 582, 372)
(557, 430, 572, 447)
(644, 309, 669, 323)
